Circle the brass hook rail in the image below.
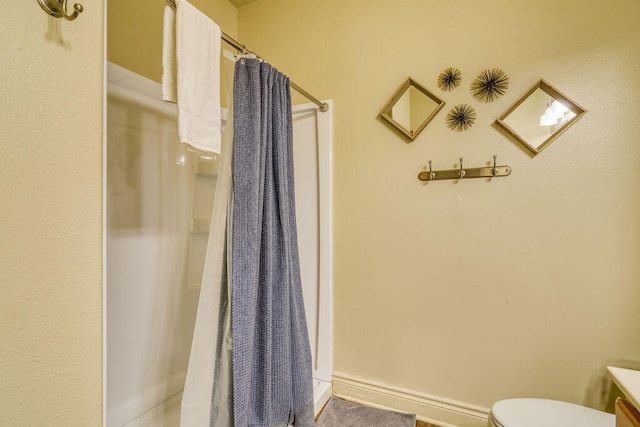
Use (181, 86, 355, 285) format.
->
(418, 156, 511, 182)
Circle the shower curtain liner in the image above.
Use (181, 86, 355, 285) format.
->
(231, 57, 315, 427)
(181, 56, 314, 426)
(181, 59, 235, 427)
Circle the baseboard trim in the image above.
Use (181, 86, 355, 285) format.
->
(332, 372, 490, 427)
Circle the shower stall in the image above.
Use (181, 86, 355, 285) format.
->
(105, 62, 333, 426)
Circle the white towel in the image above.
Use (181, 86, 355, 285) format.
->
(162, 3, 177, 102)
(163, 0, 222, 154)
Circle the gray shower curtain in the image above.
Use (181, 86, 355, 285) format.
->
(231, 58, 315, 427)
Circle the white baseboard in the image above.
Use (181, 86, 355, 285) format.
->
(332, 372, 490, 427)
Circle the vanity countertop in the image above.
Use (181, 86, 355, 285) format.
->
(607, 366, 640, 411)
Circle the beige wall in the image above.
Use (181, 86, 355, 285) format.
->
(0, 2, 104, 426)
(108, 0, 238, 83)
(238, 0, 640, 413)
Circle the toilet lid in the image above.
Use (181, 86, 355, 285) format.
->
(490, 398, 615, 427)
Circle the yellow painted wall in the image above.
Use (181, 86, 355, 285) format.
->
(238, 0, 640, 413)
(0, 2, 104, 426)
(107, 0, 238, 83)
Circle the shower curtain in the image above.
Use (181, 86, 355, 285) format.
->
(182, 56, 314, 427)
(231, 58, 315, 427)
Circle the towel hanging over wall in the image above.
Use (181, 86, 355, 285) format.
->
(163, 0, 222, 154)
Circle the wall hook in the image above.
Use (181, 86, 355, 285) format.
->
(417, 160, 437, 182)
(417, 155, 512, 183)
(38, 0, 83, 21)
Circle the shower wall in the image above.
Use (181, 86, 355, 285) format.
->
(292, 102, 334, 413)
(104, 2, 235, 424)
(106, 63, 215, 426)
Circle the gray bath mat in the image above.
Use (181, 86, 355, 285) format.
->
(316, 397, 416, 427)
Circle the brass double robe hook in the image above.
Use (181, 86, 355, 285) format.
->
(38, 0, 84, 21)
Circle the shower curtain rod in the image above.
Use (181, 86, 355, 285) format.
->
(167, 0, 329, 112)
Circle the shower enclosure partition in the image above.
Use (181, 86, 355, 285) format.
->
(105, 62, 332, 426)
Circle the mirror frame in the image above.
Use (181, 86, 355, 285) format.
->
(379, 77, 446, 141)
(496, 79, 587, 155)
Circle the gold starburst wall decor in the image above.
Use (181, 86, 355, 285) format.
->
(471, 68, 509, 102)
(437, 67, 462, 91)
(446, 104, 477, 132)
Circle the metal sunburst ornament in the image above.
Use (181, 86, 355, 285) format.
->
(471, 68, 509, 102)
(446, 104, 477, 132)
(437, 67, 462, 92)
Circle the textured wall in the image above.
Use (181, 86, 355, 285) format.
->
(108, 0, 238, 83)
(0, 2, 104, 425)
(238, 0, 640, 413)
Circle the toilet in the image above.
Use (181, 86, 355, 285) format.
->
(488, 398, 615, 427)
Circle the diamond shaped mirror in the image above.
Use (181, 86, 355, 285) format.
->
(496, 79, 586, 155)
(379, 78, 445, 141)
